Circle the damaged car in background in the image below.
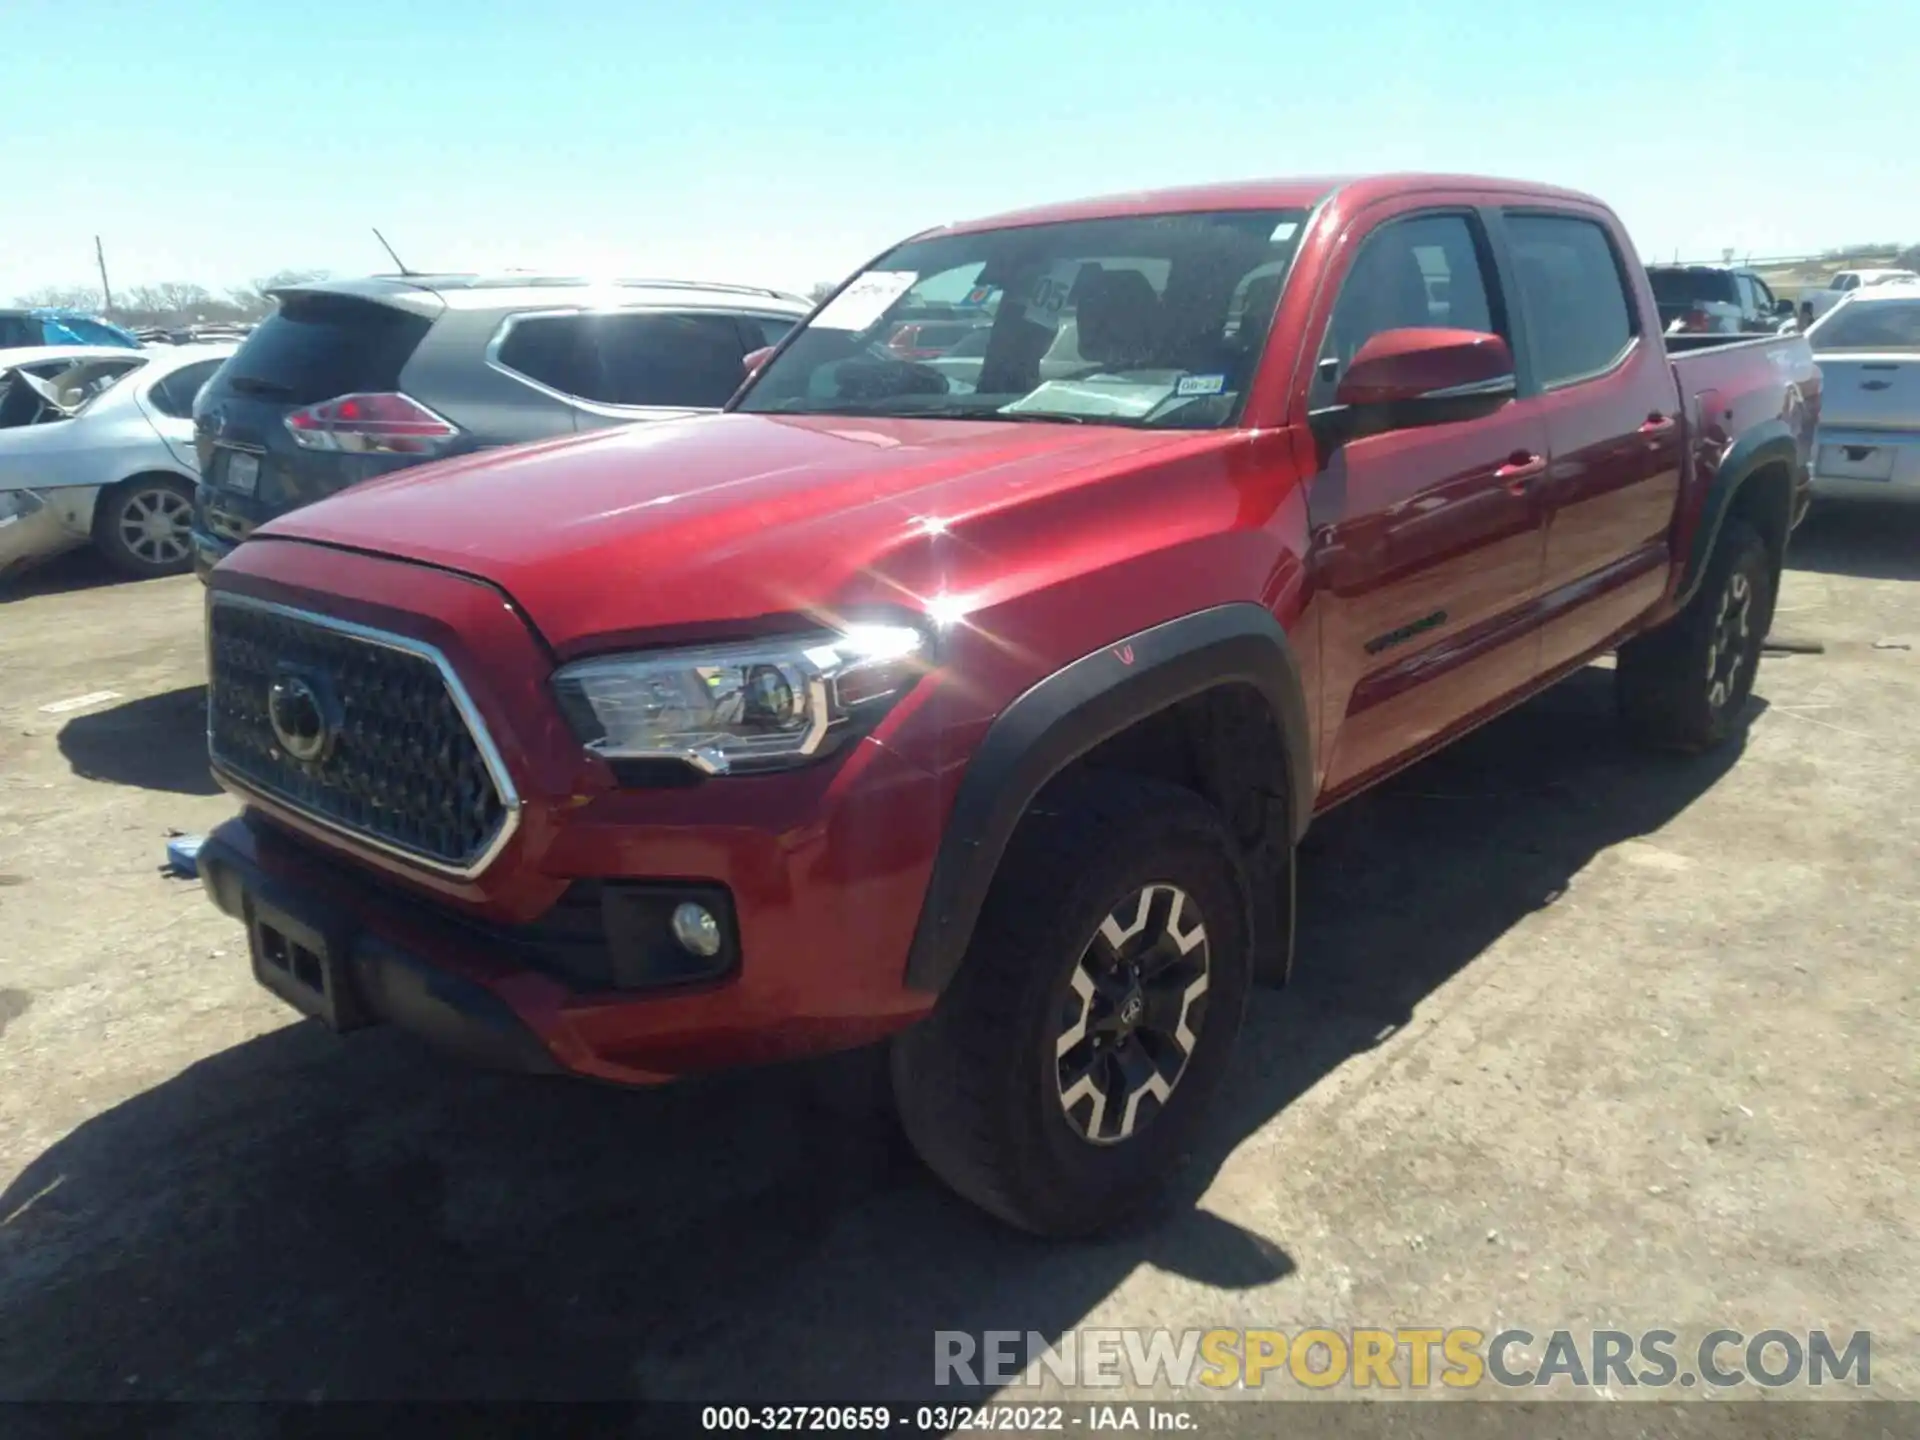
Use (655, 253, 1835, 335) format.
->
(0, 343, 235, 582)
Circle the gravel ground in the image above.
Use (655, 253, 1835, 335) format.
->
(1, 508, 1915, 1422)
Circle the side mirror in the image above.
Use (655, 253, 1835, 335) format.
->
(742, 345, 775, 376)
(1331, 328, 1515, 433)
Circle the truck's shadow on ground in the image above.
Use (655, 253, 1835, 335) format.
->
(0, 549, 130, 603)
(56, 686, 219, 796)
(0, 666, 1754, 1404)
(1787, 500, 1920, 582)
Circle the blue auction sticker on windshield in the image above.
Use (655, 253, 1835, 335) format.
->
(1176, 374, 1226, 397)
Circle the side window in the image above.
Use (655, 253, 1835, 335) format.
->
(1749, 276, 1777, 314)
(741, 316, 796, 349)
(1504, 214, 1637, 388)
(578, 313, 750, 408)
(0, 317, 35, 348)
(147, 360, 225, 419)
(1837, 274, 1859, 292)
(495, 314, 593, 397)
(1312, 213, 1498, 408)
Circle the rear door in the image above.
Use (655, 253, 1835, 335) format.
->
(1305, 203, 1554, 797)
(193, 290, 437, 543)
(1500, 209, 1682, 671)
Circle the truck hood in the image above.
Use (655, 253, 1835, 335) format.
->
(257, 412, 1218, 650)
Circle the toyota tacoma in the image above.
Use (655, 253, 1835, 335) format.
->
(196, 174, 1820, 1235)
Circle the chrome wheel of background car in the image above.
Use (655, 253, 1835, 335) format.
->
(1705, 569, 1753, 711)
(1055, 883, 1211, 1146)
(117, 487, 193, 568)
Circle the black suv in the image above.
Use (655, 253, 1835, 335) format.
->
(190, 275, 809, 578)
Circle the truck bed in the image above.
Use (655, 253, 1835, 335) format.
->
(1662, 331, 1798, 355)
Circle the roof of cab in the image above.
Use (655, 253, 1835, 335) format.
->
(931, 173, 1608, 238)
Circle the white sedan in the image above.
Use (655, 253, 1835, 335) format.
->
(1798, 268, 1920, 327)
(1806, 289, 1920, 501)
(0, 342, 235, 581)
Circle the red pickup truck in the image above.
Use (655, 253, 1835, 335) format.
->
(196, 174, 1819, 1235)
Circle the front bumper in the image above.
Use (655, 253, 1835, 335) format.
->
(200, 820, 564, 1075)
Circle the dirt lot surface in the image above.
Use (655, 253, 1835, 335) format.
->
(2, 511, 1916, 1420)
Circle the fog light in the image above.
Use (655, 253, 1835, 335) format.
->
(671, 902, 722, 958)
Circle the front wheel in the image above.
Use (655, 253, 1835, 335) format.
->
(94, 474, 196, 579)
(891, 776, 1253, 1236)
(1616, 518, 1774, 752)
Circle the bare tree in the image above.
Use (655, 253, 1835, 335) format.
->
(12, 284, 105, 310)
(123, 282, 215, 318)
(225, 269, 331, 321)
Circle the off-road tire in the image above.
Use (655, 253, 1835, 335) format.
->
(93, 474, 196, 579)
(891, 776, 1253, 1236)
(1616, 517, 1774, 752)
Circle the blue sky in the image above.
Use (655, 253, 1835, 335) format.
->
(3, 0, 1913, 301)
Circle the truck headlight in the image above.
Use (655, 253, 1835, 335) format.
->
(552, 624, 929, 776)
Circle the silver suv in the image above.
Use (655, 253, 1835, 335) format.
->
(190, 274, 810, 577)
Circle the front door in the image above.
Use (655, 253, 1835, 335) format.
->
(1306, 208, 1553, 798)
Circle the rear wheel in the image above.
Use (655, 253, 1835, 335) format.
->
(891, 777, 1253, 1236)
(94, 474, 196, 579)
(1616, 518, 1773, 752)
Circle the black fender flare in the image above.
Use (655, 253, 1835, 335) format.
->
(902, 603, 1313, 995)
(1675, 419, 1799, 610)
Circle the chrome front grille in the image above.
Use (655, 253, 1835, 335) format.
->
(207, 595, 517, 875)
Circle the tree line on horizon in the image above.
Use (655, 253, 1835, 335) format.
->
(9, 270, 331, 329)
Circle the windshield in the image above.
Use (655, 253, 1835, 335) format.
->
(1811, 299, 1920, 352)
(734, 209, 1309, 429)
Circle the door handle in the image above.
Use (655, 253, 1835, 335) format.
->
(1639, 413, 1676, 435)
(1495, 453, 1547, 493)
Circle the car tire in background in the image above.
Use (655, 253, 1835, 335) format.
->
(890, 775, 1253, 1236)
(92, 473, 198, 579)
(1616, 518, 1775, 753)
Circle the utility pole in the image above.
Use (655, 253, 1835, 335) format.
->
(94, 235, 115, 316)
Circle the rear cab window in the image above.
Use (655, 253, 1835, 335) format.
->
(1504, 213, 1638, 388)
(1648, 269, 1736, 310)
(1810, 299, 1920, 352)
